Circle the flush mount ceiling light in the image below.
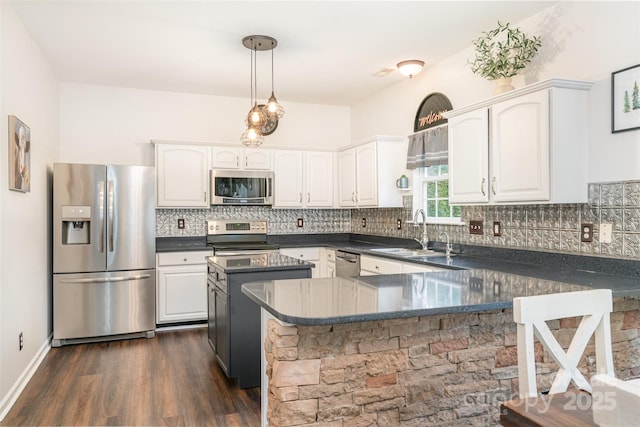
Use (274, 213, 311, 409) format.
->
(240, 35, 285, 147)
(397, 60, 425, 78)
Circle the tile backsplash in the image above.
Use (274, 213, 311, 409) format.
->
(156, 180, 640, 260)
(156, 206, 351, 236)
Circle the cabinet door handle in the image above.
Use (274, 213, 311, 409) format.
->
(236, 156, 239, 168)
(299, 193, 303, 203)
(245, 157, 248, 168)
(307, 193, 310, 203)
(491, 177, 497, 196)
(351, 192, 356, 203)
(481, 178, 486, 196)
(204, 191, 207, 202)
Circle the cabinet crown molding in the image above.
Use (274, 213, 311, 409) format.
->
(444, 78, 593, 118)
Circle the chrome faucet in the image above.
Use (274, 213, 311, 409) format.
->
(439, 231, 453, 257)
(413, 209, 428, 250)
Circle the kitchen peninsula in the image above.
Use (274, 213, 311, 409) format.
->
(243, 267, 640, 426)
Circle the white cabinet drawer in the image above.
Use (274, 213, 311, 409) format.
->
(156, 250, 212, 266)
(280, 247, 321, 261)
(400, 262, 445, 273)
(360, 255, 402, 275)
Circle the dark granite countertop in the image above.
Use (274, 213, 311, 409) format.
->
(241, 269, 591, 325)
(156, 236, 209, 252)
(158, 233, 640, 298)
(207, 253, 314, 274)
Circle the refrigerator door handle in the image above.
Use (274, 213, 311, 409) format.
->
(107, 180, 114, 252)
(58, 274, 151, 284)
(98, 180, 105, 253)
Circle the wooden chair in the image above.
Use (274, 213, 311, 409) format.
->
(513, 289, 615, 398)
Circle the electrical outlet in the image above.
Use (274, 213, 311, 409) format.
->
(580, 223, 593, 243)
(177, 218, 185, 229)
(493, 221, 501, 237)
(397, 219, 402, 230)
(297, 218, 304, 228)
(19, 332, 23, 351)
(469, 220, 483, 235)
(362, 218, 366, 227)
(600, 223, 613, 244)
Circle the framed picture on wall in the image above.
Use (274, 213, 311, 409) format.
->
(612, 64, 640, 133)
(8, 115, 31, 192)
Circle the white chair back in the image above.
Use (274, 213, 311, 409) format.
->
(513, 289, 615, 398)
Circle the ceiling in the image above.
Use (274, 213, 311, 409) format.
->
(9, 1, 555, 106)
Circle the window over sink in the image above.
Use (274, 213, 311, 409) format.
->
(412, 165, 462, 224)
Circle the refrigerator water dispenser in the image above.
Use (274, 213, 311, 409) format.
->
(61, 205, 91, 245)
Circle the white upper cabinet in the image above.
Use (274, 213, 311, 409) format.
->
(338, 149, 357, 207)
(491, 89, 549, 202)
(448, 109, 490, 204)
(273, 150, 334, 208)
(155, 143, 210, 208)
(338, 136, 405, 208)
(446, 79, 592, 205)
(211, 146, 272, 170)
(273, 150, 304, 207)
(305, 151, 334, 207)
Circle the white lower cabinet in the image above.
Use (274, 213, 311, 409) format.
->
(360, 255, 403, 276)
(361, 254, 445, 275)
(325, 249, 336, 278)
(156, 250, 212, 324)
(279, 247, 324, 278)
(400, 262, 445, 273)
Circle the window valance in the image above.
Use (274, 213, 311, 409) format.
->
(406, 124, 448, 170)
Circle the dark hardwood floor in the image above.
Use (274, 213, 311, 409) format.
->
(1, 328, 261, 427)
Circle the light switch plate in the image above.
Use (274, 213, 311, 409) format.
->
(600, 223, 613, 244)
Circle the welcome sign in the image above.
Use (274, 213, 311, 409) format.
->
(414, 93, 453, 132)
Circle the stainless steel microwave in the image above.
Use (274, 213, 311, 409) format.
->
(210, 169, 274, 205)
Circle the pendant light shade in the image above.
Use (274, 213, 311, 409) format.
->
(240, 35, 283, 145)
(241, 126, 264, 147)
(397, 60, 425, 78)
(265, 47, 285, 119)
(247, 102, 267, 128)
(266, 92, 285, 119)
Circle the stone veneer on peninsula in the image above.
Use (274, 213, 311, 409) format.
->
(263, 298, 640, 426)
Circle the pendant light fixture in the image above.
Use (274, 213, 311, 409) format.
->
(240, 35, 283, 146)
(265, 40, 285, 119)
(241, 39, 264, 146)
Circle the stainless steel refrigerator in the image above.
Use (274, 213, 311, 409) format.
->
(52, 163, 155, 347)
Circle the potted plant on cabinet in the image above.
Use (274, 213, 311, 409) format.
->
(468, 21, 542, 95)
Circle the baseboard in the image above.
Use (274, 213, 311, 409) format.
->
(0, 334, 51, 421)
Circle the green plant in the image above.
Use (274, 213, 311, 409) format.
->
(468, 21, 542, 80)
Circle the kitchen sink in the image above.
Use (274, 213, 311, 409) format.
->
(370, 247, 443, 257)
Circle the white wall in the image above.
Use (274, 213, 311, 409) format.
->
(351, 1, 640, 182)
(59, 83, 351, 165)
(0, 2, 59, 419)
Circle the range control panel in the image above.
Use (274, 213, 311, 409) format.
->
(206, 220, 267, 235)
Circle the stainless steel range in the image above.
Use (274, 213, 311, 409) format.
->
(206, 219, 279, 255)
(205, 219, 312, 389)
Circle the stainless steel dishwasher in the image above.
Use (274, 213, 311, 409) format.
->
(335, 250, 360, 277)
